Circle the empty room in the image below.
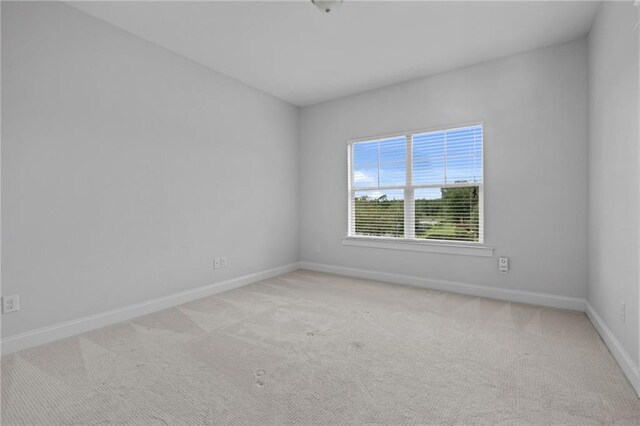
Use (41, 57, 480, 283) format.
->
(1, 0, 639, 424)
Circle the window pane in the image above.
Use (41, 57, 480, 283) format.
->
(446, 127, 477, 156)
(353, 189, 404, 238)
(413, 157, 445, 185)
(379, 136, 406, 164)
(446, 126, 482, 184)
(379, 137, 406, 185)
(413, 125, 482, 185)
(352, 137, 406, 188)
(414, 187, 480, 242)
(352, 166, 378, 188)
(379, 162, 406, 186)
(353, 141, 378, 167)
(446, 155, 482, 183)
(413, 131, 445, 185)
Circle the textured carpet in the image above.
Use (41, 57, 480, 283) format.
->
(1, 270, 639, 425)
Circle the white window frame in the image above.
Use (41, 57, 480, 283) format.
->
(346, 122, 493, 257)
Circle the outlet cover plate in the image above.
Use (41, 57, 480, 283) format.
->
(2, 295, 20, 314)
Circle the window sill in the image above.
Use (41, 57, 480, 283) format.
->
(342, 237, 494, 257)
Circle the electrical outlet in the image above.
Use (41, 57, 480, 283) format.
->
(214, 257, 221, 270)
(221, 257, 227, 268)
(620, 301, 626, 323)
(2, 295, 20, 314)
(314, 245, 320, 254)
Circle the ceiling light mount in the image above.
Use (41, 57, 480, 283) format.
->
(311, 0, 343, 14)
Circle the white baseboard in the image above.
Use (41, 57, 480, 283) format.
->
(0, 262, 301, 355)
(300, 261, 586, 311)
(585, 302, 640, 397)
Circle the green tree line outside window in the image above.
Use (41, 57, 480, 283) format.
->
(354, 186, 479, 241)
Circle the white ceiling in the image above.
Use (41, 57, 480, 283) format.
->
(68, 1, 600, 106)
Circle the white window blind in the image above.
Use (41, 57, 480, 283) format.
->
(348, 124, 483, 243)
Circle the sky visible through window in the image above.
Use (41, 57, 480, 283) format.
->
(352, 126, 483, 200)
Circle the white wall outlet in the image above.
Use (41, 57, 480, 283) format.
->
(2, 295, 20, 314)
(214, 257, 221, 270)
(498, 257, 509, 273)
(221, 256, 227, 268)
(619, 301, 626, 323)
(314, 244, 320, 254)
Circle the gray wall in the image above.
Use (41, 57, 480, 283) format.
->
(1, 2, 300, 337)
(300, 39, 588, 299)
(587, 1, 640, 364)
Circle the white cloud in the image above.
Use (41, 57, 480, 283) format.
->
(353, 169, 376, 186)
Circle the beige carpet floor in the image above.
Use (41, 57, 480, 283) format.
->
(1, 270, 639, 425)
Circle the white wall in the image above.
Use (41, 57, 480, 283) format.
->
(300, 39, 588, 300)
(1, 2, 299, 338)
(587, 1, 640, 366)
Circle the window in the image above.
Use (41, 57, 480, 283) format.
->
(348, 124, 483, 244)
